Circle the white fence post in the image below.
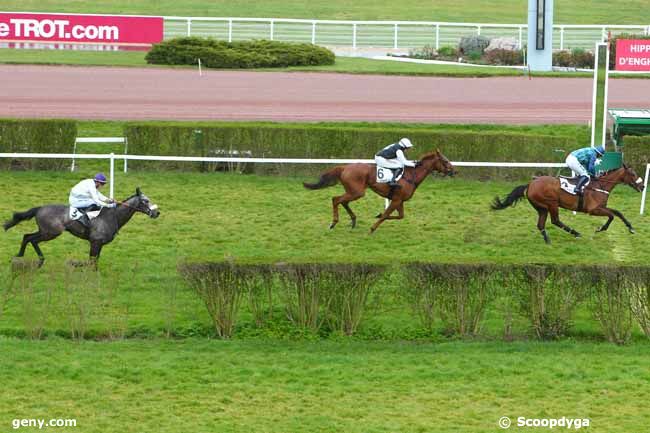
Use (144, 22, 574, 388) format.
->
(270, 20, 274, 41)
(393, 23, 398, 49)
(518, 26, 523, 49)
(109, 152, 115, 199)
(560, 26, 565, 50)
(435, 24, 440, 50)
(640, 163, 650, 214)
(186, 18, 191, 36)
(228, 19, 233, 42)
(311, 21, 316, 44)
(352, 23, 357, 49)
(124, 137, 128, 173)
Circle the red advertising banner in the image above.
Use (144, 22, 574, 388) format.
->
(0, 12, 163, 46)
(616, 39, 650, 71)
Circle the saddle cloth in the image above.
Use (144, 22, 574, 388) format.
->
(69, 208, 102, 221)
(559, 176, 589, 195)
(376, 166, 404, 184)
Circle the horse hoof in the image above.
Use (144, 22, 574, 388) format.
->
(329, 222, 337, 230)
(375, 213, 382, 219)
(629, 228, 636, 234)
(574, 233, 581, 238)
(350, 220, 356, 229)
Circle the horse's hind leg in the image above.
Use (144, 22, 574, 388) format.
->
(341, 203, 357, 228)
(331, 191, 364, 229)
(533, 206, 550, 244)
(549, 205, 581, 238)
(18, 231, 59, 267)
(17, 232, 38, 257)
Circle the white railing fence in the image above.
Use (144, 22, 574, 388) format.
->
(163, 17, 650, 52)
(3, 152, 647, 213)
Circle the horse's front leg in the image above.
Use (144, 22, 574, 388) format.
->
(384, 203, 405, 220)
(89, 240, 103, 268)
(370, 200, 401, 233)
(603, 207, 635, 234)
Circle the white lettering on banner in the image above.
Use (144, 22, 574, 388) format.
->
(619, 57, 650, 66)
(8, 18, 118, 41)
(630, 44, 650, 53)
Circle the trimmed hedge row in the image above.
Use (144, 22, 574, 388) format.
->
(623, 136, 650, 174)
(146, 37, 335, 69)
(125, 123, 583, 179)
(0, 119, 77, 170)
(179, 262, 650, 344)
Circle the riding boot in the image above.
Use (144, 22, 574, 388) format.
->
(575, 175, 589, 195)
(79, 214, 91, 228)
(389, 168, 403, 188)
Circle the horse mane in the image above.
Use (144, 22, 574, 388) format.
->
(419, 151, 439, 161)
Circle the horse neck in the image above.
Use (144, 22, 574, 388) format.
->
(413, 158, 438, 186)
(115, 199, 138, 228)
(597, 169, 625, 192)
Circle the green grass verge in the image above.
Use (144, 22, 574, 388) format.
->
(0, 49, 573, 77)
(1, 338, 649, 433)
(1, 0, 648, 24)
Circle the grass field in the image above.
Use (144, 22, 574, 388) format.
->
(0, 169, 648, 341)
(1, 0, 648, 24)
(1, 338, 649, 433)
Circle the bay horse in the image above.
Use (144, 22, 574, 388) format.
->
(3, 187, 160, 266)
(303, 150, 455, 233)
(491, 165, 644, 243)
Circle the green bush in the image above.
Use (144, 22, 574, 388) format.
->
(552, 49, 594, 69)
(124, 122, 583, 179)
(458, 35, 490, 55)
(178, 262, 251, 338)
(146, 37, 335, 69)
(620, 136, 650, 173)
(0, 119, 77, 170)
(405, 263, 498, 336)
(483, 49, 524, 66)
(514, 265, 587, 340)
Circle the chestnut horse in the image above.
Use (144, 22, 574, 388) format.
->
(303, 150, 455, 233)
(491, 165, 644, 243)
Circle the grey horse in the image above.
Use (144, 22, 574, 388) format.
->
(3, 187, 160, 266)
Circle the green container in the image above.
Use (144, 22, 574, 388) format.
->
(596, 151, 622, 175)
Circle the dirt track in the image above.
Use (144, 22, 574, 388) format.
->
(2, 64, 649, 124)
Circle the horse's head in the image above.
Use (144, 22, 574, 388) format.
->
(419, 149, 455, 177)
(621, 165, 644, 192)
(125, 187, 160, 218)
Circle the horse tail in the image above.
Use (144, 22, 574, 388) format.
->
(491, 185, 528, 210)
(3, 207, 40, 231)
(303, 166, 345, 190)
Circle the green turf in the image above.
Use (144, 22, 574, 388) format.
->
(0, 170, 648, 339)
(1, 0, 648, 24)
(1, 338, 649, 433)
(0, 49, 583, 77)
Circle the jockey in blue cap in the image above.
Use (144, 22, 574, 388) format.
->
(69, 173, 116, 227)
(565, 145, 605, 195)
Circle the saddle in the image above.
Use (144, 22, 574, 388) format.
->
(69, 207, 102, 221)
(376, 166, 403, 184)
(558, 176, 589, 196)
